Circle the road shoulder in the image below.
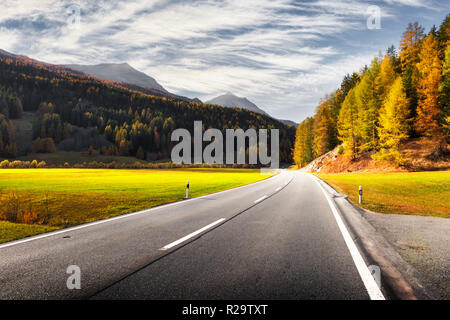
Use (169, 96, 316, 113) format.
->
(314, 175, 446, 300)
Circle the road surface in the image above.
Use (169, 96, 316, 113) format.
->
(0, 171, 384, 300)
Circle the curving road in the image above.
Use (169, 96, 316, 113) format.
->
(0, 170, 385, 300)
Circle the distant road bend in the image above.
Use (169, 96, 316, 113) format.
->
(0, 170, 385, 300)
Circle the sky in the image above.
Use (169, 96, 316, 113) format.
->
(0, 0, 449, 123)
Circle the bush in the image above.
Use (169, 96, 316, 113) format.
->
(10, 160, 23, 168)
(133, 161, 144, 169)
(0, 191, 20, 222)
(37, 161, 46, 168)
(22, 205, 39, 224)
(96, 162, 106, 168)
(87, 161, 98, 168)
(0, 160, 9, 168)
(0, 160, 43, 168)
(0, 191, 40, 224)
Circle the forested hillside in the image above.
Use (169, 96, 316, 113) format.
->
(0, 51, 295, 164)
(294, 15, 450, 168)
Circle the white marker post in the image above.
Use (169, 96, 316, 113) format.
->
(186, 180, 189, 199)
(359, 185, 363, 204)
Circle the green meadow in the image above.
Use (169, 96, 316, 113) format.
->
(0, 168, 272, 243)
(318, 171, 450, 218)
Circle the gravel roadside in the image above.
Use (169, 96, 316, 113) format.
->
(363, 211, 450, 299)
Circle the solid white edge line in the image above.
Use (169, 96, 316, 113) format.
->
(0, 170, 286, 250)
(314, 178, 385, 300)
(160, 218, 226, 250)
(254, 195, 268, 204)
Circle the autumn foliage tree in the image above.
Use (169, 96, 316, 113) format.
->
(400, 22, 425, 70)
(293, 16, 449, 167)
(338, 88, 358, 157)
(400, 22, 424, 122)
(313, 97, 337, 156)
(415, 33, 443, 136)
(293, 117, 315, 167)
(379, 54, 397, 98)
(437, 14, 450, 60)
(440, 46, 450, 138)
(355, 57, 382, 152)
(373, 78, 410, 162)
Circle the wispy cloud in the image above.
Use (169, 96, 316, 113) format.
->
(382, 0, 431, 8)
(0, 0, 448, 122)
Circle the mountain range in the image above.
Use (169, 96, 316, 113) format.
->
(206, 93, 297, 126)
(65, 61, 297, 127)
(65, 63, 169, 93)
(206, 93, 268, 115)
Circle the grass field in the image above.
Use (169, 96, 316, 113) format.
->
(0, 168, 273, 243)
(318, 171, 450, 218)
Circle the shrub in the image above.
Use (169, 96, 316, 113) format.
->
(37, 161, 46, 168)
(88, 161, 98, 168)
(0, 160, 10, 168)
(0, 191, 40, 224)
(134, 161, 144, 169)
(0, 191, 20, 222)
(9, 160, 25, 168)
(22, 205, 39, 224)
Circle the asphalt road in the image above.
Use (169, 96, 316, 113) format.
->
(0, 171, 383, 300)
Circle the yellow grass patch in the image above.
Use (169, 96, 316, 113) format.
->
(0, 168, 273, 243)
(318, 171, 450, 218)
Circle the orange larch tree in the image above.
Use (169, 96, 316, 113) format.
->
(415, 33, 443, 136)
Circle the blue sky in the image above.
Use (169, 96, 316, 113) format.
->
(0, 0, 449, 122)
